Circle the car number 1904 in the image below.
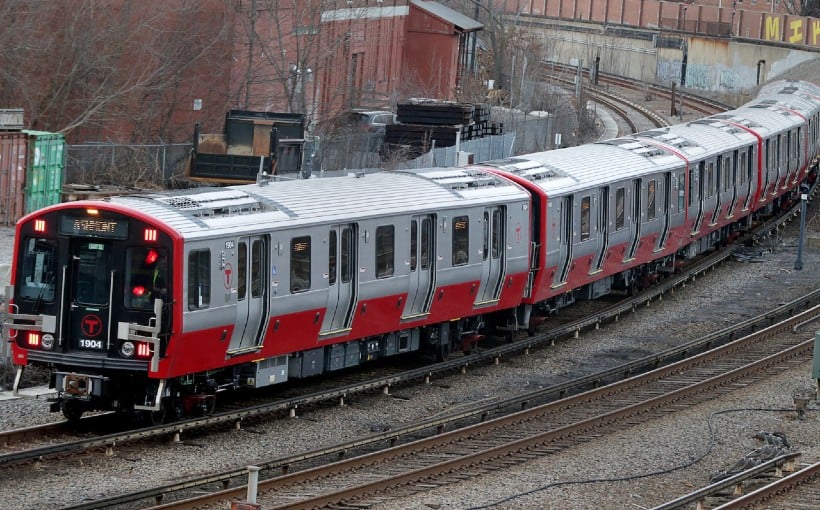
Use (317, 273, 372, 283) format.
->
(79, 339, 104, 349)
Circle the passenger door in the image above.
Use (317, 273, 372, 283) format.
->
(320, 224, 357, 335)
(67, 239, 114, 354)
(476, 207, 506, 305)
(403, 216, 435, 319)
(232, 235, 269, 352)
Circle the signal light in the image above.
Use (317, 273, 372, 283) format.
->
(144, 228, 158, 242)
(144, 248, 159, 265)
(34, 219, 46, 233)
(131, 285, 147, 297)
(136, 342, 152, 358)
(27, 332, 40, 347)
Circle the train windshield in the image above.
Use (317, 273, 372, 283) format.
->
(18, 237, 57, 302)
(75, 241, 112, 305)
(125, 247, 168, 310)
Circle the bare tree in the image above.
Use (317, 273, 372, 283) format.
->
(782, 0, 820, 16)
(0, 0, 233, 142)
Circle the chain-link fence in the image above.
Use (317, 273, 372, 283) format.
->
(66, 143, 192, 188)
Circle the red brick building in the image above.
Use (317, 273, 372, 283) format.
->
(232, 0, 482, 131)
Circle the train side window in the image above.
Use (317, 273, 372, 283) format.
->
(580, 196, 591, 241)
(646, 180, 656, 220)
(375, 225, 395, 278)
(452, 216, 469, 265)
(187, 249, 211, 310)
(18, 237, 56, 302)
(615, 187, 625, 230)
(290, 236, 311, 293)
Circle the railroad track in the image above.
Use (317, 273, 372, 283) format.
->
(3, 184, 815, 508)
(544, 71, 669, 134)
(1, 181, 814, 449)
(542, 62, 730, 134)
(650, 454, 820, 509)
(544, 61, 733, 113)
(138, 304, 818, 509)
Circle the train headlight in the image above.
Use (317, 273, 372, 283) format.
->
(41, 334, 55, 350)
(120, 341, 135, 357)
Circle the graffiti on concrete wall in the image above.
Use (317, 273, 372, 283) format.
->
(656, 59, 683, 85)
(719, 69, 739, 91)
(685, 63, 713, 90)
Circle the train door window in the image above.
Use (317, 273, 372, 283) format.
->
(19, 237, 56, 301)
(452, 216, 469, 266)
(482, 211, 489, 261)
(492, 209, 502, 258)
(739, 152, 746, 185)
(615, 187, 625, 230)
(290, 236, 311, 293)
(126, 247, 167, 310)
(76, 241, 110, 305)
(421, 218, 432, 269)
(251, 240, 263, 298)
(410, 220, 417, 271)
(187, 249, 211, 310)
(341, 227, 353, 283)
(676, 171, 685, 211)
(328, 230, 337, 285)
(375, 225, 394, 278)
(237, 242, 247, 301)
(724, 156, 732, 191)
(646, 180, 656, 220)
(580, 196, 591, 241)
(706, 163, 715, 197)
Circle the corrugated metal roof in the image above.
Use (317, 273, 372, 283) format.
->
(411, 0, 483, 32)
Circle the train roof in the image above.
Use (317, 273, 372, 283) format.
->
(478, 80, 820, 196)
(103, 167, 529, 237)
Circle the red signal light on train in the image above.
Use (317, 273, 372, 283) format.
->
(144, 228, 158, 242)
(27, 332, 40, 347)
(144, 249, 159, 265)
(131, 285, 147, 297)
(34, 219, 46, 233)
(136, 342, 152, 358)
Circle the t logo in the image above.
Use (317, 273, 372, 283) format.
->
(82, 315, 103, 337)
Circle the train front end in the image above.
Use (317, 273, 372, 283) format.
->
(3, 201, 176, 420)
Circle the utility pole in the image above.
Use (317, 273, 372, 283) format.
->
(795, 184, 809, 270)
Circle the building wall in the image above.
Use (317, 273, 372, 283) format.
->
(509, 0, 820, 48)
(404, 3, 461, 99)
(526, 18, 816, 96)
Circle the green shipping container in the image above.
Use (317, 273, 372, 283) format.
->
(23, 130, 65, 214)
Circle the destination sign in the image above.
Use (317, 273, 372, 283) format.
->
(59, 216, 129, 239)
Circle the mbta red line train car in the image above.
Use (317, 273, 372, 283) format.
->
(4, 80, 819, 421)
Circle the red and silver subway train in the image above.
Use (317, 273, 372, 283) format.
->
(4, 80, 819, 421)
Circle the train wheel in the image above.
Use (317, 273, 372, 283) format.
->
(147, 397, 179, 425)
(148, 406, 167, 426)
(435, 340, 451, 362)
(61, 401, 84, 422)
